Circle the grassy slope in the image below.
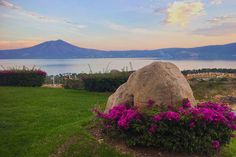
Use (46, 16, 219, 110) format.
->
(0, 87, 130, 157)
(0, 86, 235, 157)
(190, 78, 236, 101)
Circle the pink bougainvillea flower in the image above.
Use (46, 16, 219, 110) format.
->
(189, 121, 196, 129)
(212, 140, 220, 150)
(148, 124, 158, 134)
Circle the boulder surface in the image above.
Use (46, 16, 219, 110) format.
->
(105, 62, 196, 112)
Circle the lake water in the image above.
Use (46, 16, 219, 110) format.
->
(0, 58, 236, 75)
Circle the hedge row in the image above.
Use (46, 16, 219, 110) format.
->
(63, 72, 133, 92)
(62, 68, 236, 92)
(182, 68, 236, 75)
(0, 70, 47, 87)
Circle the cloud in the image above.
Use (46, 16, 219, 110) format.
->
(64, 21, 86, 29)
(207, 15, 236, 24)
(107, 22, 155, 34)
(192, 22, 236, 36)
(193, 14, 236, 36)
(0, 0, 19, 9)
(165, 1, 204, 26)
(211, 0, 223, 5)
(0, 0, 86, 29)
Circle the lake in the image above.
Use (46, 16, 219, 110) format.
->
(0, 58, 236, 75)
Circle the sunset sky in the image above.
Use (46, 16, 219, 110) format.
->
(0, 0, 236, 50)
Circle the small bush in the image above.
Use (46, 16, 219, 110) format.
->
(94, 99, 236, 155)
(63, 78, 84, 89)
(81, 72, 133, 92)
(0, 69, 46, 87)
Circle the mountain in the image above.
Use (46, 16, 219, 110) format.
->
(0, 40, 104, 59)
(0, 39, 236, 60)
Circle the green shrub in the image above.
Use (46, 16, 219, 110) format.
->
(80, 72, 133, 92)
(63, 78, 84, 89)
(0, 69, 46, 87)
(182, 68, 236, 75)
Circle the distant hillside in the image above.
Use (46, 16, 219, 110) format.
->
(0, 40, 236, 60)
(0, 40, 104, 59)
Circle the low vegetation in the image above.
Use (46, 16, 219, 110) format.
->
(45, 68, 236, 93)
(182, 68, 236, 75)
(82, 72, 132, 92)
(95, 99, 236, 156)
(0, 67, 46, 87)
(190, 78, 236, 103)
(64, 72, 132, 92)
(64, 78, 85, 89)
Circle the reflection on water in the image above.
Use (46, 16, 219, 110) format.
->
(0, 58, 235, 75)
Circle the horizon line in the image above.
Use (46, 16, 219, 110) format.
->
(0, 39, 235, 52)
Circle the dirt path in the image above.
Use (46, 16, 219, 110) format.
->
(50, 136, 77, 157)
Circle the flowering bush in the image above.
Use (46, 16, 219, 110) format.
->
(94, 99, 236, 155)
(0, 69, 46, 87)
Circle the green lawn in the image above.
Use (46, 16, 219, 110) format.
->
(0, 87, 130, 157)
(0, 87, 235, 157)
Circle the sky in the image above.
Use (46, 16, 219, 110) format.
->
(0, 0, 236, 50)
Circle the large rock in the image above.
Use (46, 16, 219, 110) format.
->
(105, 62, 196, 112)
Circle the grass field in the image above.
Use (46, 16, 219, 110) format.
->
(0, 86, 235, 157)
(0, 87, 130, 157)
